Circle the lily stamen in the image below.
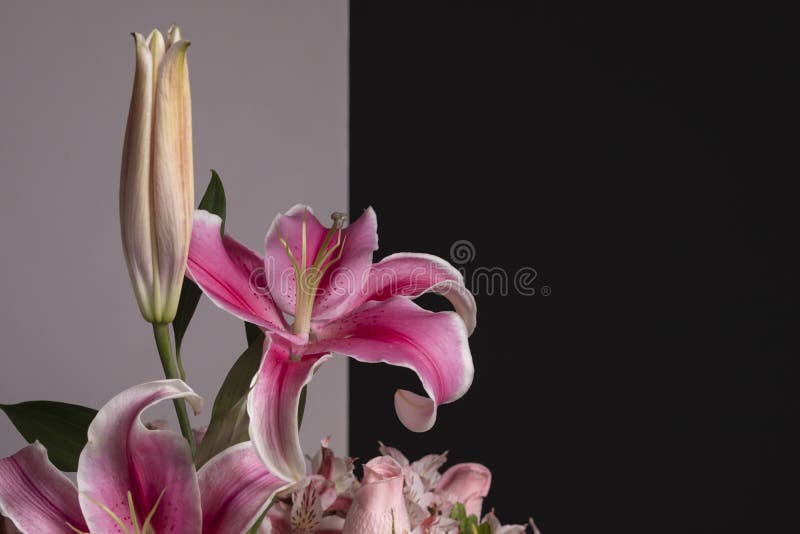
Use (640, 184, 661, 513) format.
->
(281, 210, 349, 338)
(84, 488, 165, 534)
(140, 489, 167, 534)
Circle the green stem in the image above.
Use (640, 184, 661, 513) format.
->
(153, 323, 196, 456)
(175, 346, 187, 382)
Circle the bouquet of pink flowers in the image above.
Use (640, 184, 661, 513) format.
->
(0, 25, 536, 534)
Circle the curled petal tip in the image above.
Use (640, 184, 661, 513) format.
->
(394, 389, 436, 432)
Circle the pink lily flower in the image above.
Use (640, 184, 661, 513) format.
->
(0, 380, 289, 534)
(187, 205, 477, 482)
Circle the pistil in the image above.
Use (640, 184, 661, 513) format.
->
(279, 210, 347, 344)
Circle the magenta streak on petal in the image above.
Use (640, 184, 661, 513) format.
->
(247, 338, 332, 482)
(199, 442, 290, 534)
(127, 393, 158, 522)
(359, 252, 477, 334)
(189, 258, 251, 313)
(14, 461, 79, 531)
(188, 211, 293, 338)
(77, 380, 203, 533)
(307, 297, 474, 433)
(349, 325, 445, 401)
(187, 256, 279, 329)
(0, 443, 87, 533)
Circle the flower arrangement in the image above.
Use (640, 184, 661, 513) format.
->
(0, 25, 536, 534)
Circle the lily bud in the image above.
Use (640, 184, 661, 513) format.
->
(120, 25, 194, 323)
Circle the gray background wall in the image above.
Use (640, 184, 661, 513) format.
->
(0, 1, 349, 459)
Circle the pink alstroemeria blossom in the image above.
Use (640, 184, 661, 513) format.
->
(377, 444, 491, 531)
(374, 444, 540, 533)
(264, 438, 358, 534)
(187, 206, 477, 482)
(0, 380, 289, 534)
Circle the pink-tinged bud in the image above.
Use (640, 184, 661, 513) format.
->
(342, 456, 411, 534)
(120, 24, 194, 323)
(437, 462, 492, 518)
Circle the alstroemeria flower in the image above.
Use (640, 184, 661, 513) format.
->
(0, 380, 288, 534)
(187, 205, 477, 482)
(264, 438, 358, 534)
(264, 476, 344, 534)
(377, 444, 491, 531)
(309, 437, 359, 509)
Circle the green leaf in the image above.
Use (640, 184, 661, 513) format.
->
(194, 332, 265, 468)
(199, 169, 227, 232)
(172, 279, 202, 380)
(297, 386, 308, 428)
(172, 170, 228, 370)
(245, 322, 262, 346)
(477, 522, 492, 534)
(0, 401, 97, 471)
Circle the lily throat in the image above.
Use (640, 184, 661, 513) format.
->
(279, 210, 348, 339)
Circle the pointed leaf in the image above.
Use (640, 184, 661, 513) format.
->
(195, 332, 265, 467)
(297, 386, 308, 428)
(245, 322, 261, 346)
(173, 170, 227, 360)
(199, 170, 227, 233)
(0, 401, 97, 471)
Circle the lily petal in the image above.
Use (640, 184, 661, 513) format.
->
(307, 296, 474, 432)
(187, 211, 299, 342)
(264, 205, 378, 320)
(120, 32, 156, 321)
(0, 442, 87, 533)
(248, 336, 332, 482)
(77, 380, 203, 534)
(364, 252, 477, 334)
(198, 442, 291, 534)
(151, 37, 194, 320)
(437, 463, 492, 518)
